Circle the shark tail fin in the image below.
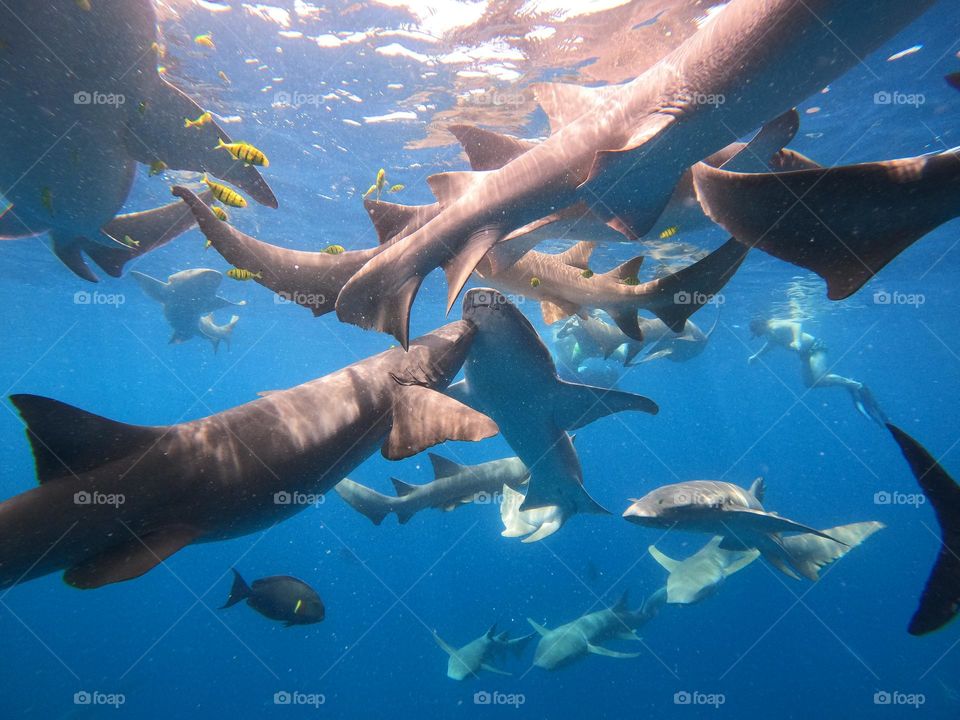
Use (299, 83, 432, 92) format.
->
(887, 424, 960, 635)
(642, 587, 668, 617)
(221, 568, 252, 608)
(503, 633, 535, 656)
(334, 478, 398, 526)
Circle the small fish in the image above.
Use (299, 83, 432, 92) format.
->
(121, 235, 139, 247)
(659, 226, 679, 240)
(581, 269, 594, 279)
(76, 0, 91, 11)
(621, 276, 640, 286)
(148, 160, 167, 176)
(530, 277, 541, 288)
(387, 184, 404, 193)
(137, 100, 148, 115)
(184, 111, 213, 129)
(194, 34, 215, 50)
(211, 206, 229, 222)
(40, 187, 53, 214)
(203, 175, 247, 208)
(322, 244, 345, 255)
(218, 70, 231, 85)
(221, 569, 324, 627)
(150, 41, 163, 57)
(227, 268, 262, 281)
(947, 72, 960, 92)
(204, 238, 212, 249)
(363, 168, 389, 200)
(215, 138, 269, 167)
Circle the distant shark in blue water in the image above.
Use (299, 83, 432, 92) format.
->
(0, 0, 275, 281)
(335, 0, 935, 346)
(434, 623, 533, 680)
(131, 268, 245, 346)
(0, 320, 495, 589)
(449, 288, 659, 540)
(888, 424, 960, 636)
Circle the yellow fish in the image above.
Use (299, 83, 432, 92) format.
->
(121, 235, 139, 247)
(184, 111, 213, 129)
(658, 225, 679, 240)
(387, 184, 404, 193)
(203, 175, 247, 208)
(211, 206, 229, 222)
(40, 187, 53, 214)
(204, 238, 212, 250)
(621, 275, 640, 286)
(194, 34, 215, 50)
(363, 168, 388, 200)
(137, 100, 148, 115)
(215, 139, 268, 167)
(218, 70, 231, 85)
(322, 244, 345, 255)
(530, 277, 541, 288)
(581, 269, 594, 279)
(227, 268, 262, 281)
(148, 160, 167, 176)
(76, 0, 91, 11)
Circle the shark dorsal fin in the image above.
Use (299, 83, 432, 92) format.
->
(364, 199, 437, 245)
(648, 545, 681, 573)
(10, 394, 168, 484)
(427, 171, 489, 209)
(485, 623, 498, 639)
(602, 255, 644, 283)
(428, 452, 465, 480)
(527, 618, 550, 636)
(433, 632, 457, 657)
(449, 124, 534, 171)
(531, 82, 616, 135)
(390, 477, 418, 497)
(555, 241, 595, 270)
(748, 476, 766, 502)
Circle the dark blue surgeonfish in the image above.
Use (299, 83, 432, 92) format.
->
(221, 569, 325, 627)
(888, 425, 960, 636)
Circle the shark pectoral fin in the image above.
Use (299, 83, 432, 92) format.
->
(779, 521, 884, 580)
(722, 550, 762, 577)
(554, 380, 658, 431)
(541, 299, 579, 325)
(124, 78, 277, 208)
(748, 476, 766, 502)
(481, 663, 512, 676)
(449, 124, 535, 171)
(50, 234, 100, 283)
(442, 226, 504, 314)
(10, 394, 168, 483)
(211, 293, 246, 309)
(718, 108, 800, 173)
(617, 630, 641, 641)
(586, 643, 640, 659)
(364, 199, 438, 244)
(527, 619, 550, 636)
(64, 525, 202, 589)
(648, 238, 749, 332)
(521, 519, 563, 543)
(648, 545, 681, 573)
(729, 509, 845, 545)
(383, 386, 498, 460)
(433, 632, 458, 657)
(130, 270, 171, 302)
(640, 348, 672, 363)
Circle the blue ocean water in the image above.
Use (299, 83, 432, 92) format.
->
(1, 1, 959, 718)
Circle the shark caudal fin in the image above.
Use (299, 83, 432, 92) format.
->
(887, 424, 960, 635)
(124, 78, 276, 208)
(780, 521, 885, 581)
(334, 478, 400, 526)
(449, 124, 535, 171)
(643, 238, 749, 332)
(692, 147, 960, 300)
(221, 568, 252, 608)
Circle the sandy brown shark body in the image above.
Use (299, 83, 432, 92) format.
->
(0, 321, 495, 590)
(693, 147, 960, 299)
(335, 453, 529, 525)
(173, 187, 380, 317)
(335, 0, 933, 346)
(0, 0, 275, 281)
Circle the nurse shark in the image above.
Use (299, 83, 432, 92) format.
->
(434, 623, 533, 679)
(335, 0, 934, 346)
(0, 320, 495, 589)
(0, 0, 275, 280)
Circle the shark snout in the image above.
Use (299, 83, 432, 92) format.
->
(622, 499, 656, 523)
